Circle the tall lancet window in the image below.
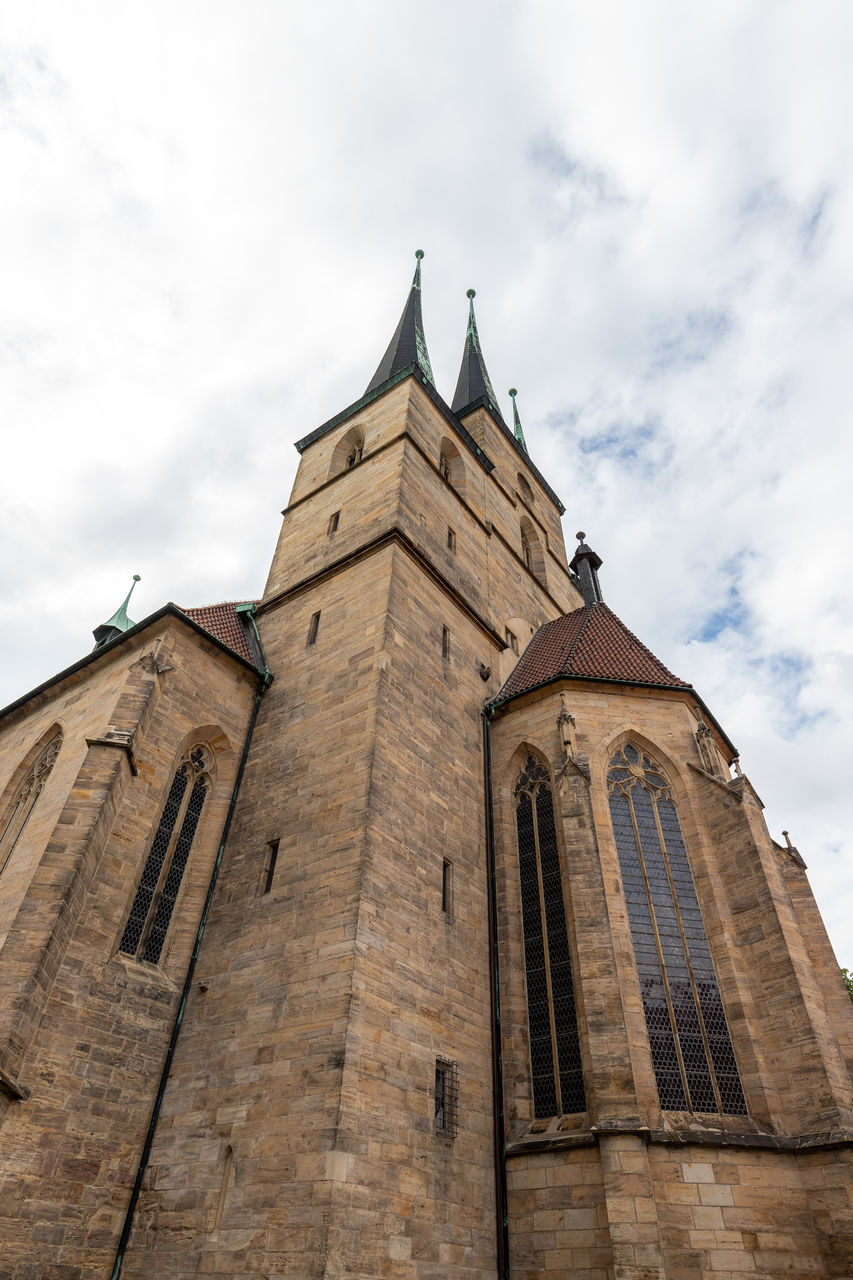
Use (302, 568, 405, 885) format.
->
(514, 755, 586, 1117)
(0, 730, 62, 879)
(607, 744, 747, 1115)
(119, 744, 211, 964)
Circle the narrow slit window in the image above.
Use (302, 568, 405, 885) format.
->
(263, 839, 279, 895)
(607, 744, 747, 1116)
(442, 626, 450, 660)
(328, 511, 340, 535)
(515, 755, 586, 1117)
(447, 527, 456, 552)
(120, 745, 211, 964)
(434, 1059, 458, 1137)
(442, 859, 453, 915)
(307, 611, 321, 646)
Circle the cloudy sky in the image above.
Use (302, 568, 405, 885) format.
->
(2, 2, 851, 967)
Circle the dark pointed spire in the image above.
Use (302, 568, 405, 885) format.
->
(508, 388, 527, 452)
(569, 533, 603, 606)
(451, 289, 501, 418)
(92, 575, 141, 650)
(365, 250, 434, 394)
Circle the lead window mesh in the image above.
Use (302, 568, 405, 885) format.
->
(608, 744, 747, 1115)
(514, 755, 585, 1118)
(119, 745, 210, 963)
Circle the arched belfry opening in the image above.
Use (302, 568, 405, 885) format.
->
(438, 437, 466, 498)
(519, 515, 546, 585)
(328, 425, 365, 480)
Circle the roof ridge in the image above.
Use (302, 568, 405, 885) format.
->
(563, 604, 596, 669)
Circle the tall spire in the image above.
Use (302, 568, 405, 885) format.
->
(569, 533, 603, 606)
(451, 289, 501, 418)
(365, 250, 434, 394)
(508, 388, 528, 452)
(92, 574, 141, 650)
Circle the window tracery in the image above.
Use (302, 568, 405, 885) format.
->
(514, 754, 585, 1117)
(607, 743, 747, 1115)
(119, 744, 212, 964)
(0, 730, 62, 879)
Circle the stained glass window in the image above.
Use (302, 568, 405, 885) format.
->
(514, 755, 586, 1117)
(119, 745, 210, 963)
(608, 744, 747, 1115)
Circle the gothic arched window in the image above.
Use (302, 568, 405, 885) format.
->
(514, 755, 585, 1117)
(519, 516, 546, 586)
(0, 730, 62, 879)
(119, 744, 211, 964)
(607, 744, 747, 1115)
(438, 438, 466, 498)
(329, 426, 365, 479)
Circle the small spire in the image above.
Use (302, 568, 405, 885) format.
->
(569, 533, 604, 606)
(365, 250, 435, 394)
(451, 289, 502, 419)
(92, 574, 141, 650)
(508, 388, 527, 452)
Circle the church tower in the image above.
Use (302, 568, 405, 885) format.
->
(0, 255, 850, 1279)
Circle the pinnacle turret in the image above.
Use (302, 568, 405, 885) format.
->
(569, 533, 604, 606)
(508, 388, 527, 452)
(365, 250, 435, 394)
(451, 289, 502, 420)
(92, 574, 141, 650)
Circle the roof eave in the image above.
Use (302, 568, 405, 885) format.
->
(0, 604, 264, 728)
(488, 672, 737, 758)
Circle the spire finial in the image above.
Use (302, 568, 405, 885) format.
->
(570, 534, 604, 607)
(508, 387, 528, 452)
(92, 574, 142, 651)
(365, 252, 434, 393)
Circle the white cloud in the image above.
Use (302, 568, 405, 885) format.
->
(1, 1, 851, 966)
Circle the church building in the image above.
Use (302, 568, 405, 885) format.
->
(0, 253, 851, 1279)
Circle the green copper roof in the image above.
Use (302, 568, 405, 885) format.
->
(508, 388, 528, 452)
(365, 250, 435, 394)
(92, 574, 141, 649)
(451, 289, 502, 419)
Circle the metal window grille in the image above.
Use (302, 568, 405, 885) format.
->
(434, 1059, 458, 1137)
(608, 744, 748, 1116)
(515, 755, 586, 1118)
(119, 746, 210, 964)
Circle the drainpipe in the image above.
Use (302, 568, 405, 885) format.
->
(110, 626, 272, 1279)
(483, 706, 510, 1280)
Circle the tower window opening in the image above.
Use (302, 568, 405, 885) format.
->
(434, 1059, 458, 1137)
(346, 443, 363, 469)
(447, 527, 456, 552)
(442, 859, 453, 915)
(442, 626, 450, 661)
(607, 744, 748, 1116)
(439, 453, 450, 480)
(514, 754, 586, 1118)
(263, 839, 280, 895)
(307, 611, 321, 646)
(438, 438, 467, 498)
(328, 511, 340, 535)
(505, 628, 519, 655)
(119, 745, 211, 964)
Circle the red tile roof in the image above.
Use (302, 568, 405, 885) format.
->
(180, 602, 259, 666)
(497, 603, 692, 703)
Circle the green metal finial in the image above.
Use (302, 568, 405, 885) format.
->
(508, 388, 528, 452)
(105, 574, 141, 631)
(415, 249, 424, 260)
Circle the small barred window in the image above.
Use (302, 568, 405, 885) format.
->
(515, 755, 585, 1117)
(119, 745, 211, 964)
(607, 744, 747, 1115)
(434, 1059, 458, 1137)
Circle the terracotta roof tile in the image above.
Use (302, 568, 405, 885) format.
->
(180, 602, 259, 667)
(498, 603, 691, 703)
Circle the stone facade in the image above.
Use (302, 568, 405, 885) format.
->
(0, 288, 851, 1279)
